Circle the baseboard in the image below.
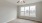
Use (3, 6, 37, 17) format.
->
(4, 18, 17, 23)
(18, 18, 42, 22)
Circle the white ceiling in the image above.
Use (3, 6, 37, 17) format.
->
(2, 0, 42, 5)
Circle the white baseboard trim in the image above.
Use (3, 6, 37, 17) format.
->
(4, 18, 17, 23)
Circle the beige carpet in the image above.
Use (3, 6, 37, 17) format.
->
(8, 19, 42, 23)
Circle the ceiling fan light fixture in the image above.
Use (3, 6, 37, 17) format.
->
(20, 0, 23, 2)
(17, 0, 25, 3)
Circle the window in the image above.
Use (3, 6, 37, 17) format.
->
(30, 6, 36, 17)
(25, 6, 29, 16)
(20, 7, 24, 16)
(20, 5, 36, 17)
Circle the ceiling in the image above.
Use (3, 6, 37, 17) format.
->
(1, 0, 42, 5)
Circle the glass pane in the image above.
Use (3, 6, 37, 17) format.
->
(30, 6, 36, 17)
(25, 6, 29, 16)
(20, 7, 24, 16)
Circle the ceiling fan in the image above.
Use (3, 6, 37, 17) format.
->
(17, 0, 25, 3)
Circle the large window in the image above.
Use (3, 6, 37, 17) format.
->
(20, 5, 36, 17)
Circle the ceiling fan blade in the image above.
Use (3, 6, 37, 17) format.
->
(17, 1, 19, 3)
(23, 1, 25, 3)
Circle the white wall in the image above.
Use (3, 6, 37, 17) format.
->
(40, 2, 42, 22)
(0, 0, 17, 23)
(17, 1, 42, 22)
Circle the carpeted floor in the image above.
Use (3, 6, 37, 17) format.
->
(8, 19, 42, 23)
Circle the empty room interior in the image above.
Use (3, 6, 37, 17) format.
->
(0, 0, 42, 23)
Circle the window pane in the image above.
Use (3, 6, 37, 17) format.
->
(20, 7, 24, 16)
(30, 6, 36, 17)
(25, 6, 29, 16)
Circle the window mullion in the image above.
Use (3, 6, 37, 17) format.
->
(29, 6, 30, 16)
(24, 7, 25, 16)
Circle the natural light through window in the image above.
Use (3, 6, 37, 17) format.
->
(21, 7, 24, 16)
(25, 6, 29, 16)
(30, 6, 36, 17)
(20, 5, 36, 17)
